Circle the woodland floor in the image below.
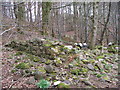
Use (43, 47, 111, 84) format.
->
(1, 29, 119, 89)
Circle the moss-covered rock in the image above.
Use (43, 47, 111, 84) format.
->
(82, 59, 90, 64)
(96, 55, 104, 60)
(15, 62, 30, 69)
(14, 51, 23, 56)
(37, 66, 46, 73)
(45, 59, 52, 65)
(71, 69, 80, 75)
(11, 69, 18, 73)
(34, 71, 46, 80)
(108, 46, 117, 53)
(44, 65, 54, 73)
(80, 68, 88, 74)
(57, 83, 70, 88)
(54, 58, 62, 67)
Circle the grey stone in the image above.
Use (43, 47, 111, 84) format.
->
(34, 71, 45, 80)
(45, 65, 54, 73)
(63, 80, 71, 85)
(87, 64, 94, 70)
(26, 77, 36, 84)
(83, 81, 93, 86)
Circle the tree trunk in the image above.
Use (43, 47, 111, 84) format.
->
(34, 2, 37, 22)
(14, 2, 25, 31)
(73, 2, 78, 42)
(99, 2, 111, 45)
(90, 2, 98, 49)
(28, 2, 33, 23)
(42, 2, 51, 33)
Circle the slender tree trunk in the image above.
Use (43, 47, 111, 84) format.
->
(99, 2, 111, 45)
(14, 2, 25, 31)
(118, 2, 120, 45)
(42, 2, 51, 33)
(34, 2, 36, 22)
(73, 2, 78, 41)
(28, 2, 33, 23)
(83, 2, 88, 43)
(90, 2, 98, 49)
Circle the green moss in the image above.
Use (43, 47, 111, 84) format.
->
(82, 60, 90, 64)
(37, 67, 46, 73)
(44, 44, 51, 47)
(11, 69, 18, 73)
(94, 66, 99, 70)
(104, 64, 112, 70)
(96, 55, 104, 59)
(89, 60, 96, 63)
(108, 46, 117, 53)
(33, 57, 40, 62)
(80, 68, 88, 74)
(26, 54, 40, 62)
(101, 61, 107, 64)
(14, 51, 23, 56)
(58, 83, 70, 88)
(45, 59, 51, 65)
(15, 62, 30, 69)
(54, 58, 62, 66)
(15, 60, 19, 63)
(95, 45, 103, 49)
(96, 74, 102, 78)
(71, 69, 80, 75)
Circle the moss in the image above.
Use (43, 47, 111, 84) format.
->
(80, 68, 88, 74)
(94, 66, 99, 70)
(54, 58, 62, 66)
(11, 69, 18, 73)
(89, 60, 96, 63)
(26, 54, 40, 62)
(96, 55, 104, 59)
(101, 60, 107, 64)
(14, 51, 23, 56)
(15, 60, 19, 63)
(37, 66, 46, 73)
(58, 83, 70, 88)
(104, 64, 112, 70)
(44, 44, 52, 47)
(108, 46, 117, 53)
(96, 74, 102, 78)
(15, 62, 30, 69)
(71, 69, 80, 75)
(45, 59, 52, 65)
(33, 57, 40, 62)
(82, 60, 90, 64)
(95, 45, 103, 50)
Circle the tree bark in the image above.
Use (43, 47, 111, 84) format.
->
(90, 2, 98, 49)
(99, 2, 111, 45)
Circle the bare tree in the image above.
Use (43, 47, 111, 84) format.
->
(90, 2, 99, 49)
(99, 2, 111, 45)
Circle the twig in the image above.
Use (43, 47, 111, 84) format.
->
(0, 26, 16, 36)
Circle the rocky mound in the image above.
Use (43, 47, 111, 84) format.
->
(4, 38, 118, 88)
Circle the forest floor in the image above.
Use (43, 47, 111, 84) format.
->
(1, 29, 119, 89)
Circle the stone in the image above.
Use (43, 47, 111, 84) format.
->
(87, 64, 94, 70)
(45, 65, 54, 73)
(98, 59, 104, 61)
(53, 81, 61, 86)
(112, 64, 118, 70)
(34, 71, 45, 80)
(68, 64, 74, 68)
(26, 77, 36, 84)
(63, 80, 71, 85)
(83, 81, 93, 86)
